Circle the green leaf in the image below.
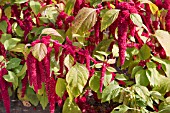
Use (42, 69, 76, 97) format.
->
(51, 29, 66, 43)
(93, 39, 113, 55)
(55, 78, 66, 98)
(102, 83, 120, 102)
(161, 60, 170, 78)
(31, 26, 45, 36)
(41, 28, 62, 37)
(15, 0, 27, 3)
(90, 0, 102, 7)
(4, 38, 21, 50)
(94, 54, 105, 61)
(39, 92, 48, 110)
(134, 85, 150, 101)
(135, 69, 149, 86)
(10, 44, 26, 53)
(40, 5, 58, 24)
(148, 67, 161, 87)
(71, 7, 97, 35)
(89, 72, 100, 92)
(126, 47, 139, 56)
(0, 34, 11, 44)
(15, 25, 24, 37)
(0, 21, 7, 33)
(3, 71, 18, 90)
(4, 6, 11, 19)
(106, 66, 117, 72)
(65, 0, 76, 15)
(29, 1, 41, 15)
(39, 17, 50, 23)
(7, 58, 21, 69)
(3, 71, 16, 83)
(130, 13, 143, 27)
(131, 66, 143, 78)
(62, 98, 81, 113)
(138, 44, 151, 60)
(94, 63, 103, 68)
(26, 87, 39, 106)
(104, 72, 112, 86)
(111, 105, 129, 113)
(146, 61, 157, 68)
(150, 91, 165, 101)
(115, 74, 127, 81)
(159, 106, 170, 113)
(64, 55, 74, 70)
(155, 30, 170, 56)
(66, 63, 89, 98)
(32, 43, 47, 62)
(0, 56, 4, 62)
(151, 56, 170, 78)
(16, 63, 27, 77)
(148, 2, 158, 15)
(101, 9, 120, 31)
(112, 44, 119, 57)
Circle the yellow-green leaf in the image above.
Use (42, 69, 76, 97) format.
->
(32, 43, 47, 62)
(62, 98, 81, 113)
(101, 9, 120, 31)
(71, 7, 97, 35)
(4, 6, 11, 19)
(55, 78, 66, 98)
(155, 30, 170, 56)
(41, 28, 62, 37)
(148, 2, 158, 15)
(130, 13, 143, 27)
(66, 63, 89, 98)
(29, 1, 41, 15)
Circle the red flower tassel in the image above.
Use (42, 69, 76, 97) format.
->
(118, 10, 129, 66)
(26, 53, 38, 93)
(100, 63, 107, 93)
(0, 68, 10, 113)
(21, 72, 28, 97)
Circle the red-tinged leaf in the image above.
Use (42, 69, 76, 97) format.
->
(71, 7, 97, 35)
(32, 43, 47, 62)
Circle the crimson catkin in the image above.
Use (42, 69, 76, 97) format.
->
(100, 63, 107, 93)
(36, 62, 42, 89)
(23, 8, 33, 42)
(21, 72, 28, 97)
(155, 0, 163, 9)
(53, 41, 60, 61)
(46, 0, 52, 4)
(165, 10, 170, 32)
(74, 0, 85, 15)
(48, 77, 56, 113)
(58, 51, 65, 78)
(57, 11, 68, 20)
(0, 43, 6, 57)
(26, 53, 38, 93)
(94, 19, 100, 45)
(38, 61, 46, 83)
(0, 68, 10, 113)
(163, 0, 170, 9)
(1, 14, 12, 34)
(145, 4, 152, 32)
(118, 10, 129, 66)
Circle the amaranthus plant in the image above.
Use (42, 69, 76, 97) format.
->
(1, 0, 170, 113)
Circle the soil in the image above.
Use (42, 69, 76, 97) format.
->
(0, 96, 62, 113)
(0, 95, 116, 113)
